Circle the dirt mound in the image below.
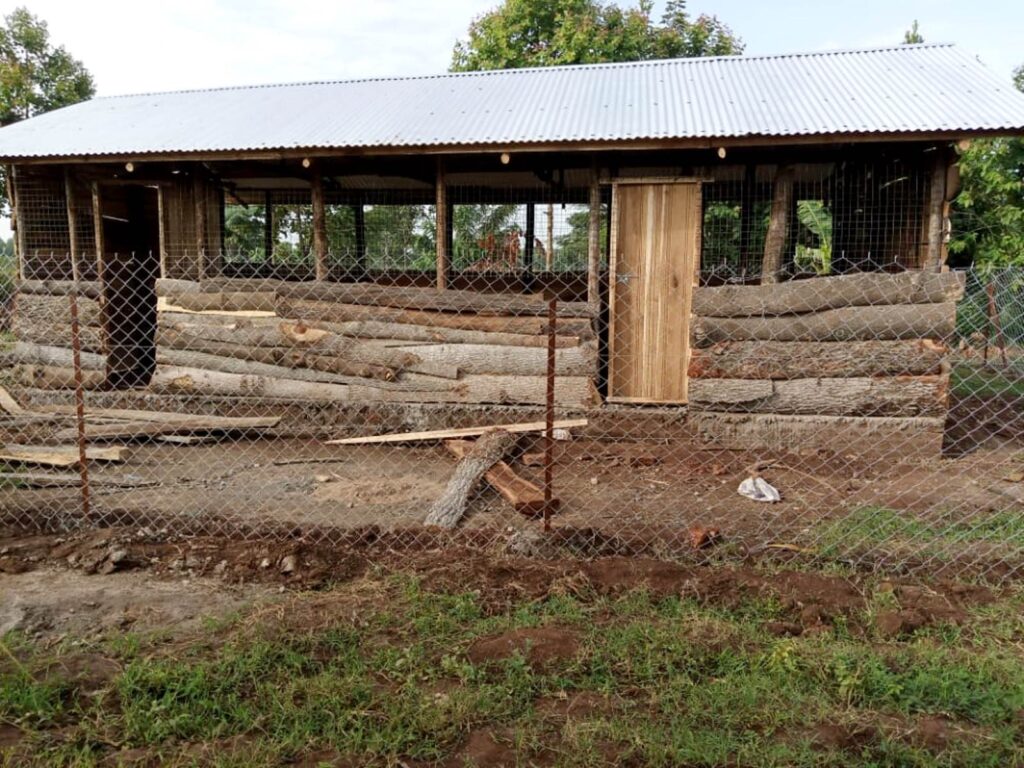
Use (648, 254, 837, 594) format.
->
(467, 626, 580, 667)
(445, 730, 518, 768)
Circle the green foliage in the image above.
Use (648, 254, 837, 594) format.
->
(950, 64, 1024, 267)
(451, 0, 742, 71)
(793, 199, 833, 275)
(902, 20, 924, 45)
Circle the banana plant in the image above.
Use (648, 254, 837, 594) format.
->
(794, 199, 833, 275)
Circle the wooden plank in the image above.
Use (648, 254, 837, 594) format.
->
(0, 444, 128, 468)
(446, 439, 556, 516)
(688, 340, 948, 379)
(0, 472, 156, 489)
(693, 271, 966, 318)
(36, 403, 281, 428)
(326, 418, 589, 446)
(608, 182, 699, 402)
(693, 303, 959, 345)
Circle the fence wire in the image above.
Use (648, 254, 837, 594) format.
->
(2, 171, 1024, 581)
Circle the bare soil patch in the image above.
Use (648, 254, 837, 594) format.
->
(467, 626, 580, 668)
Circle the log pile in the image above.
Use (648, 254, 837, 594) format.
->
(688, 271, 966, 420)
(8, 278, 600, 407)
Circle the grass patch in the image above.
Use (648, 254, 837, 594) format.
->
(951, 362, 1024, 399)
(2, 571, 1024, 767)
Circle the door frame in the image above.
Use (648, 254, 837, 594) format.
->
(605, 178, 703, 405)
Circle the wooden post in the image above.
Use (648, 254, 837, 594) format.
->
(156, 186, 168, 279)
(925, 152, 947, 272)
(545, 202, 555, 270)
(193, 173, 208, 280)
(8, 165, 27, 280)
(435, 158, 449, 290)
(90, 181, 105, 282)
(353, 200, 366, 278)
(310, 166, 328, 280)
(524, 203, 536, 273)
(586, 169, 602, 309)
(761, 164, 794, 284)
(64, 168, 81, 282)
(263, 191, 273, 261)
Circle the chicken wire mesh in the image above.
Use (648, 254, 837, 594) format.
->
(2, 159, 1024, 581)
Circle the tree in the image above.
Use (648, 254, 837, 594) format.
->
(452, 0, 742, 71)
(949, 64, 1024, 267)
(452, 0, 743, 272)
(0, 7, 94, 126)
(903, 20, 924, 44)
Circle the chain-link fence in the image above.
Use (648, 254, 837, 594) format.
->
(3, 162, 1024, 581)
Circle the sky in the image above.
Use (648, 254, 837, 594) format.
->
(3, 0, 1021, 97)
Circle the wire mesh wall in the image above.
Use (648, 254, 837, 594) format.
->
(3, 155, 1024, 582)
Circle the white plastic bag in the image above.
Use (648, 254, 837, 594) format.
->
(737, 476, 781, 503)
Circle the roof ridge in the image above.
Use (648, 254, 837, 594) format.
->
(94, 42, 960, 102)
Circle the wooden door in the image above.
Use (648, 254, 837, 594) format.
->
(608, 182, 700, 403)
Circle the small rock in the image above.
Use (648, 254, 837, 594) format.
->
(108, 548, 128, 565)
(589, 476, 599, 485)
(259, 557, 271, 569)
(280, 554, 298, 574)
(213, 560, 228, 575)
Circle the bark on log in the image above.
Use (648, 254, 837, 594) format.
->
(686, 411, 945, 460)
(688, 375, 948, 417)
(149, 365, 351, 401)
(279, 297, 594, 338)
(15, 279, 102, 299)
(11, 319, 106, 353)
(14, 294, 102, 327)
(445, 439, 555, 517)
(54, 412, 281, 442)
(376, 339, 598, 377)
(158, 310, 584, 348)
(425, 430, 516, 528)
(12, 364, 107, 391)
(156, 278, 203, 295)
(693, 303, 958, 346)
(688, 340, 948, 379)
(156, 328, 399, 381)
(347, 373, 600, 407)
(693, 271, 966, 318)
(761, 165, 794, 285)
(165, 291, 277, 313)
(7, 342, 106, 370)
(202, 277, 594, 318)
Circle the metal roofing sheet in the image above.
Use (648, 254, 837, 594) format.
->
(1, 43, 1023, 159)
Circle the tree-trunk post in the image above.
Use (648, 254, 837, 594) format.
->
(311, 165, 328, 280)
(524, 203, 536, 275)
(193, 172, 208, 280)
(90, 181, 105, 283)
(8, 165, 27, 280)
(587, 166, 602, 310)
(761, 164, 795, 284)
(64, 168, 81, 282)
(353, 199, 366, 279)
(435, 157, 450, 290)
(545, 202, 554, 271)
(925, 151, 947, 272)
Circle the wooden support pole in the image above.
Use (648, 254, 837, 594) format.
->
(90, 182, 105, 283)
(64, 168, 81, 282)
(156, 186, 168, 279)
(925, 151, 947, 272)
(435, 158, 449, 290)
(353, 199, 366, 277)
(263, 191, 273, 261)
(740, 164, 756, 268)
(524, 203, 536, 273)
(761, 164, 794, 284)
(8, 165, 27, 280)
(68, 291, 91, 519)
(587, 169, 602, 309)
(546, 202, 555, 271)
(311, 166, 328, 280)
(193, 173, 208, 280)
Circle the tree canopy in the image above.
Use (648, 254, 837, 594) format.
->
(0, 7, 94, 126)
(452, 0, 742, 71)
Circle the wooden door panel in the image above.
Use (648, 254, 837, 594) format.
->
(608, 182, 699, 403)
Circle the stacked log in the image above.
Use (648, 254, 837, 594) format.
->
(688, 271, 966, 424)
(7, 279, 600, 408)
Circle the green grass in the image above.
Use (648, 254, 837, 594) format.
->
(815, 506, 1024, 560)
(951, 362, 1024, 399)
(2, 572, 1024, 767)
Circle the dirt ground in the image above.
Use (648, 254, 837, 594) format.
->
(4, 431, 1024, 572)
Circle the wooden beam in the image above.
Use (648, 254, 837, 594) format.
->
(90, 181, 105, 283)
(63, 168, 81, 282)
(156, 186, 168, 279)
(445, 439, 556, 517)
(311, 166, 328, 280)
(193, 173, 208, 279)
(925, 151, 947, 272)
(353, 200, 366, 276)
(587, 167, 602, 308)
(8, 166, 27, 280)
(435, 157, 449, 290)
(326, 418, 589, 445)
(761, 164, 794, 284)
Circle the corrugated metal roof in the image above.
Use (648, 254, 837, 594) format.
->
(1, 43, 1023, 160)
